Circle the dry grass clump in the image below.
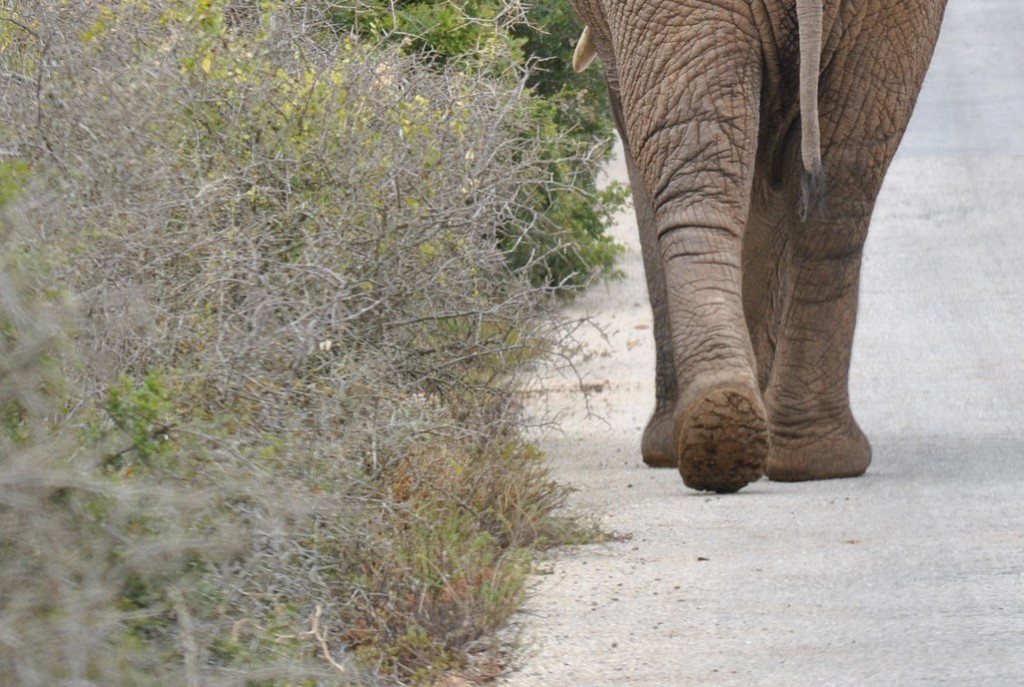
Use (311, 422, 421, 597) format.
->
(0, 1, 609, 685)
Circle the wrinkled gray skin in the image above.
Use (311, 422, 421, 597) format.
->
(571, 0, 947, 492)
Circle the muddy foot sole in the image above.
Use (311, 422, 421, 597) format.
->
(675, 387, 769, 493)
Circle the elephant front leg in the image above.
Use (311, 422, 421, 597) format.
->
(620, 141, 680, 468)
(638, 240, 681, 469)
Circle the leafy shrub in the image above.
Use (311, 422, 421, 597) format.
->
(0, 1, 606, 685)
(323, 0, 627, 291)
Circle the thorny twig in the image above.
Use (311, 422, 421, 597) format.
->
(300, 605, 346, 674)
(167, 587, 201, 687)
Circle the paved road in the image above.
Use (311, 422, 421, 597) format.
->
(503, 3, 1024, 685)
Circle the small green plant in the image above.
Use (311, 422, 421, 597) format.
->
(0, 159, 29, 208)
(103, 372, 175, 470)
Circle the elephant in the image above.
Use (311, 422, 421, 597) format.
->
(569, 0, 947, 492)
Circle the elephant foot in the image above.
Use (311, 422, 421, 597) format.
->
(766, 419, 872, 482)
(641, 408, 677, 467)
(674, 385, 769, 494)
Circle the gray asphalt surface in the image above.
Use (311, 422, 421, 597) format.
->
(502, 2, 1024, 685)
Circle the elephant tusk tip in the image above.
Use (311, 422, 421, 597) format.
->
(572, 26, 598, 73)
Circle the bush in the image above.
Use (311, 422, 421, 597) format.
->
(323, 0, 627, 291)
(0, 2, 606, 685)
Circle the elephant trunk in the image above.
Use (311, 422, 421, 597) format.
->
(797, 0, 825, 220)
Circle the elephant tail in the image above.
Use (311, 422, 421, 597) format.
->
(797, 0, 825, 220)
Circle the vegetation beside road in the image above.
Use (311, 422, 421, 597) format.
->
(0, 1, 622, 685)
